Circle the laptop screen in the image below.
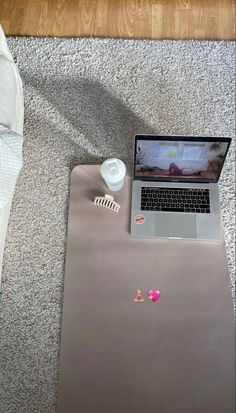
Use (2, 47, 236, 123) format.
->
(134, 136, 231, 183)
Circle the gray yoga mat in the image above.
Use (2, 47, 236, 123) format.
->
(56, 165, 235, 413)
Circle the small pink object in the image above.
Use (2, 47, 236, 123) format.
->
(134, 289, 144, 303)
(148, 290, 161, 302)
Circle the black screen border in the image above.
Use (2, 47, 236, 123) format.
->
(133, 135, 231, 183)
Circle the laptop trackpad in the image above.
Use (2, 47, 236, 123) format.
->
(155, 213, 196, 238)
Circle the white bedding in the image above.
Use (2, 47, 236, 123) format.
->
(0, 25, 24, 285)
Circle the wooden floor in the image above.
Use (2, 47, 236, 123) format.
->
(0, 0, 235, 40)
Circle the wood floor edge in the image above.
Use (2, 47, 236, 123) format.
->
(4, 33, 236, 41)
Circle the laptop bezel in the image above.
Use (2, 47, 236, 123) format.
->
(133, 135, 231, 184)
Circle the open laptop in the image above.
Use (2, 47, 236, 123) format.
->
(130, 135, 231, 240)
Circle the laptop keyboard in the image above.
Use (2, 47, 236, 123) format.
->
(141, 187, 210, 213)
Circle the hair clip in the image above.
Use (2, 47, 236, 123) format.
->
(93, 194, 120, 214)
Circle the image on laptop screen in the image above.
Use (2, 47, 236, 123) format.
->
(134, 137, 230, 183)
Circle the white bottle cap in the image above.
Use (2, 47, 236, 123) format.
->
(101, 158, 126, 191)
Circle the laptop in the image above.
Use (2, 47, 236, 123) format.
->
(130, 135, 231, 240)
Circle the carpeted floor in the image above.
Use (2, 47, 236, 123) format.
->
(0, 37, 235, 413)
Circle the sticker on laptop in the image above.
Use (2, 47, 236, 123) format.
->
(134, 214, 145, 225)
